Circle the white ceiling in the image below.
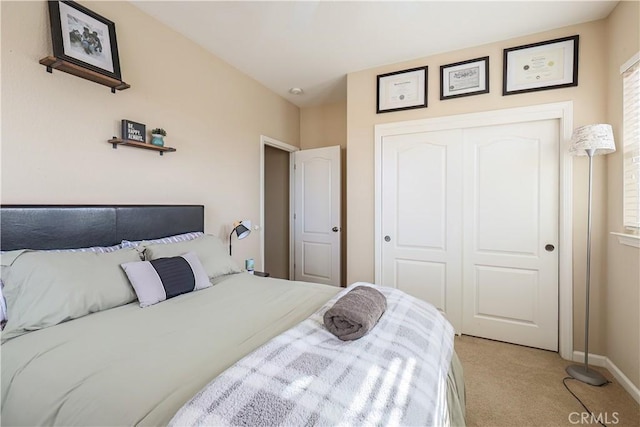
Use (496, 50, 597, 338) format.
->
(131, 0, 618, 108)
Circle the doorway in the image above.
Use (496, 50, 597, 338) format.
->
(264, 144, 291, 279)
(261, 136, 297, 279)
(260, 136, 342, 286)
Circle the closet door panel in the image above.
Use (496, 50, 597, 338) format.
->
(462, 119, 559, 351)
(380, 130, 463, 331)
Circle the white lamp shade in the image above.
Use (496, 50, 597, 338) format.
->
(569, 124, 616, 156)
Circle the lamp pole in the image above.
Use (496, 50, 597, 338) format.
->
(584, 148, 594, 371)
(565, 148, 607, 386)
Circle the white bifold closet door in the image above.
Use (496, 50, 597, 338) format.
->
(381, 119, 559, 351)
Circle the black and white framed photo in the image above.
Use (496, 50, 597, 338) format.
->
(48, 1, 122, 80)
(503, 35, 579, 96)
(377, 66, 428, 113)
(440, 56, 489, 100)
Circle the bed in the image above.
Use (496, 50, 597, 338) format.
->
(0, 205, 465, 426)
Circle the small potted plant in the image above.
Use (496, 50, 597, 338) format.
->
(150, 128, 166, 147)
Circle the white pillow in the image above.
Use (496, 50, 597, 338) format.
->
(47, 244, 122, 253)
(120, 231, 204, 249)
(121, 251, 211, 308)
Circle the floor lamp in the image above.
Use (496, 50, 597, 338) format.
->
(566, 124, 616, 386)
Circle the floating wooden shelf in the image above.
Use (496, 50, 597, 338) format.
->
(108, 138, 176, 156)
(40, 56, 130, 93)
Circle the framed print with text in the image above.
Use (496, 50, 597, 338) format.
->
(503, 35, 578, 96)
(48, 1, 122, 80)
(121, 119, 146, 143)
(377, 66, 428, 113)
(440, 56, 489, 100)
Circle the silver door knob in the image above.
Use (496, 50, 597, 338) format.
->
(384, 235, 391, 242)
(332, 227, 339, 232)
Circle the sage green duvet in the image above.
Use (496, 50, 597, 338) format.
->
(1, 274, 465, 426)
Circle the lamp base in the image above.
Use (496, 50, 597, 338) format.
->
(566, 364, 608, 386)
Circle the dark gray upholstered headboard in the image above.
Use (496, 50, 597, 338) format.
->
(0, 205, 204, 251)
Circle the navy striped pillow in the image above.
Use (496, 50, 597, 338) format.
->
(121, 252, 210, 307)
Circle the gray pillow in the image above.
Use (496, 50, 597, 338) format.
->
(0, 281, 6, 326)
(0, 251, 26, 327)
(143, 235, 242, 278)
(1, 248, 141, 341)
(121, 251, 211, 308)
(0, 244, 121, 326)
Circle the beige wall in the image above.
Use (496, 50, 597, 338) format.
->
(264, 145, 290, 279)
(346, 20, 610, 353)
(300, 101, 348, 285)
(0, 1, 300, 270)
(300, 102, 347, 150)
(605, 1, 640, 389)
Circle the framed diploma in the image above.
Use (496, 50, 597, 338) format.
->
(503, 35, 579, 95)
(440, 56, 489, 100)
(377, 66, 428, 113)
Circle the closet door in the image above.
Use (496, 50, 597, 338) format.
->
(379, 118, 560, 350)
(380, 130, 463, 332)
(461, 119, 559, 351)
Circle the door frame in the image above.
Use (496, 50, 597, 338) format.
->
(374, 101, 574, 360)
(259, 135, 298, 278)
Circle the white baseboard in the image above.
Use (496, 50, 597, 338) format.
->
(572, 351, 640, 404)
(572, 351, 608, 367)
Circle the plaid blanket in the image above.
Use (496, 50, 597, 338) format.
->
(170, 283, 455, 427)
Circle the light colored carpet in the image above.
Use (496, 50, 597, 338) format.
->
(454, 335, 640, 426)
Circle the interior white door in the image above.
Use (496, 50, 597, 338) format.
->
(293, 146, 341, 286)
(462, 120, 559, 351)
(380, 119, 559, 350)
(381, 130, 464, 331)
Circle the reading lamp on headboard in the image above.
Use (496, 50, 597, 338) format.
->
(229, 220, 250, 256)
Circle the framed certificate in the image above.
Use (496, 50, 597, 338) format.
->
(440, 56, 489, 100)
(377, 66, 428, 113)
(503, 35, 579, 95)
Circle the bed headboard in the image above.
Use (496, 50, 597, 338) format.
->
(0, 205, 204, 251)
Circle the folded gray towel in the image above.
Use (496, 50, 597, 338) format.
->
(323, 286, 387, 341)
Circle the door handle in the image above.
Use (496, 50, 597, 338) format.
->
(545, 244, 555, 252)
(332, 227, 339, 232)
(384, 235, 391, 242)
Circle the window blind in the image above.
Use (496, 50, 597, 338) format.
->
(622, 57, 640, 229)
